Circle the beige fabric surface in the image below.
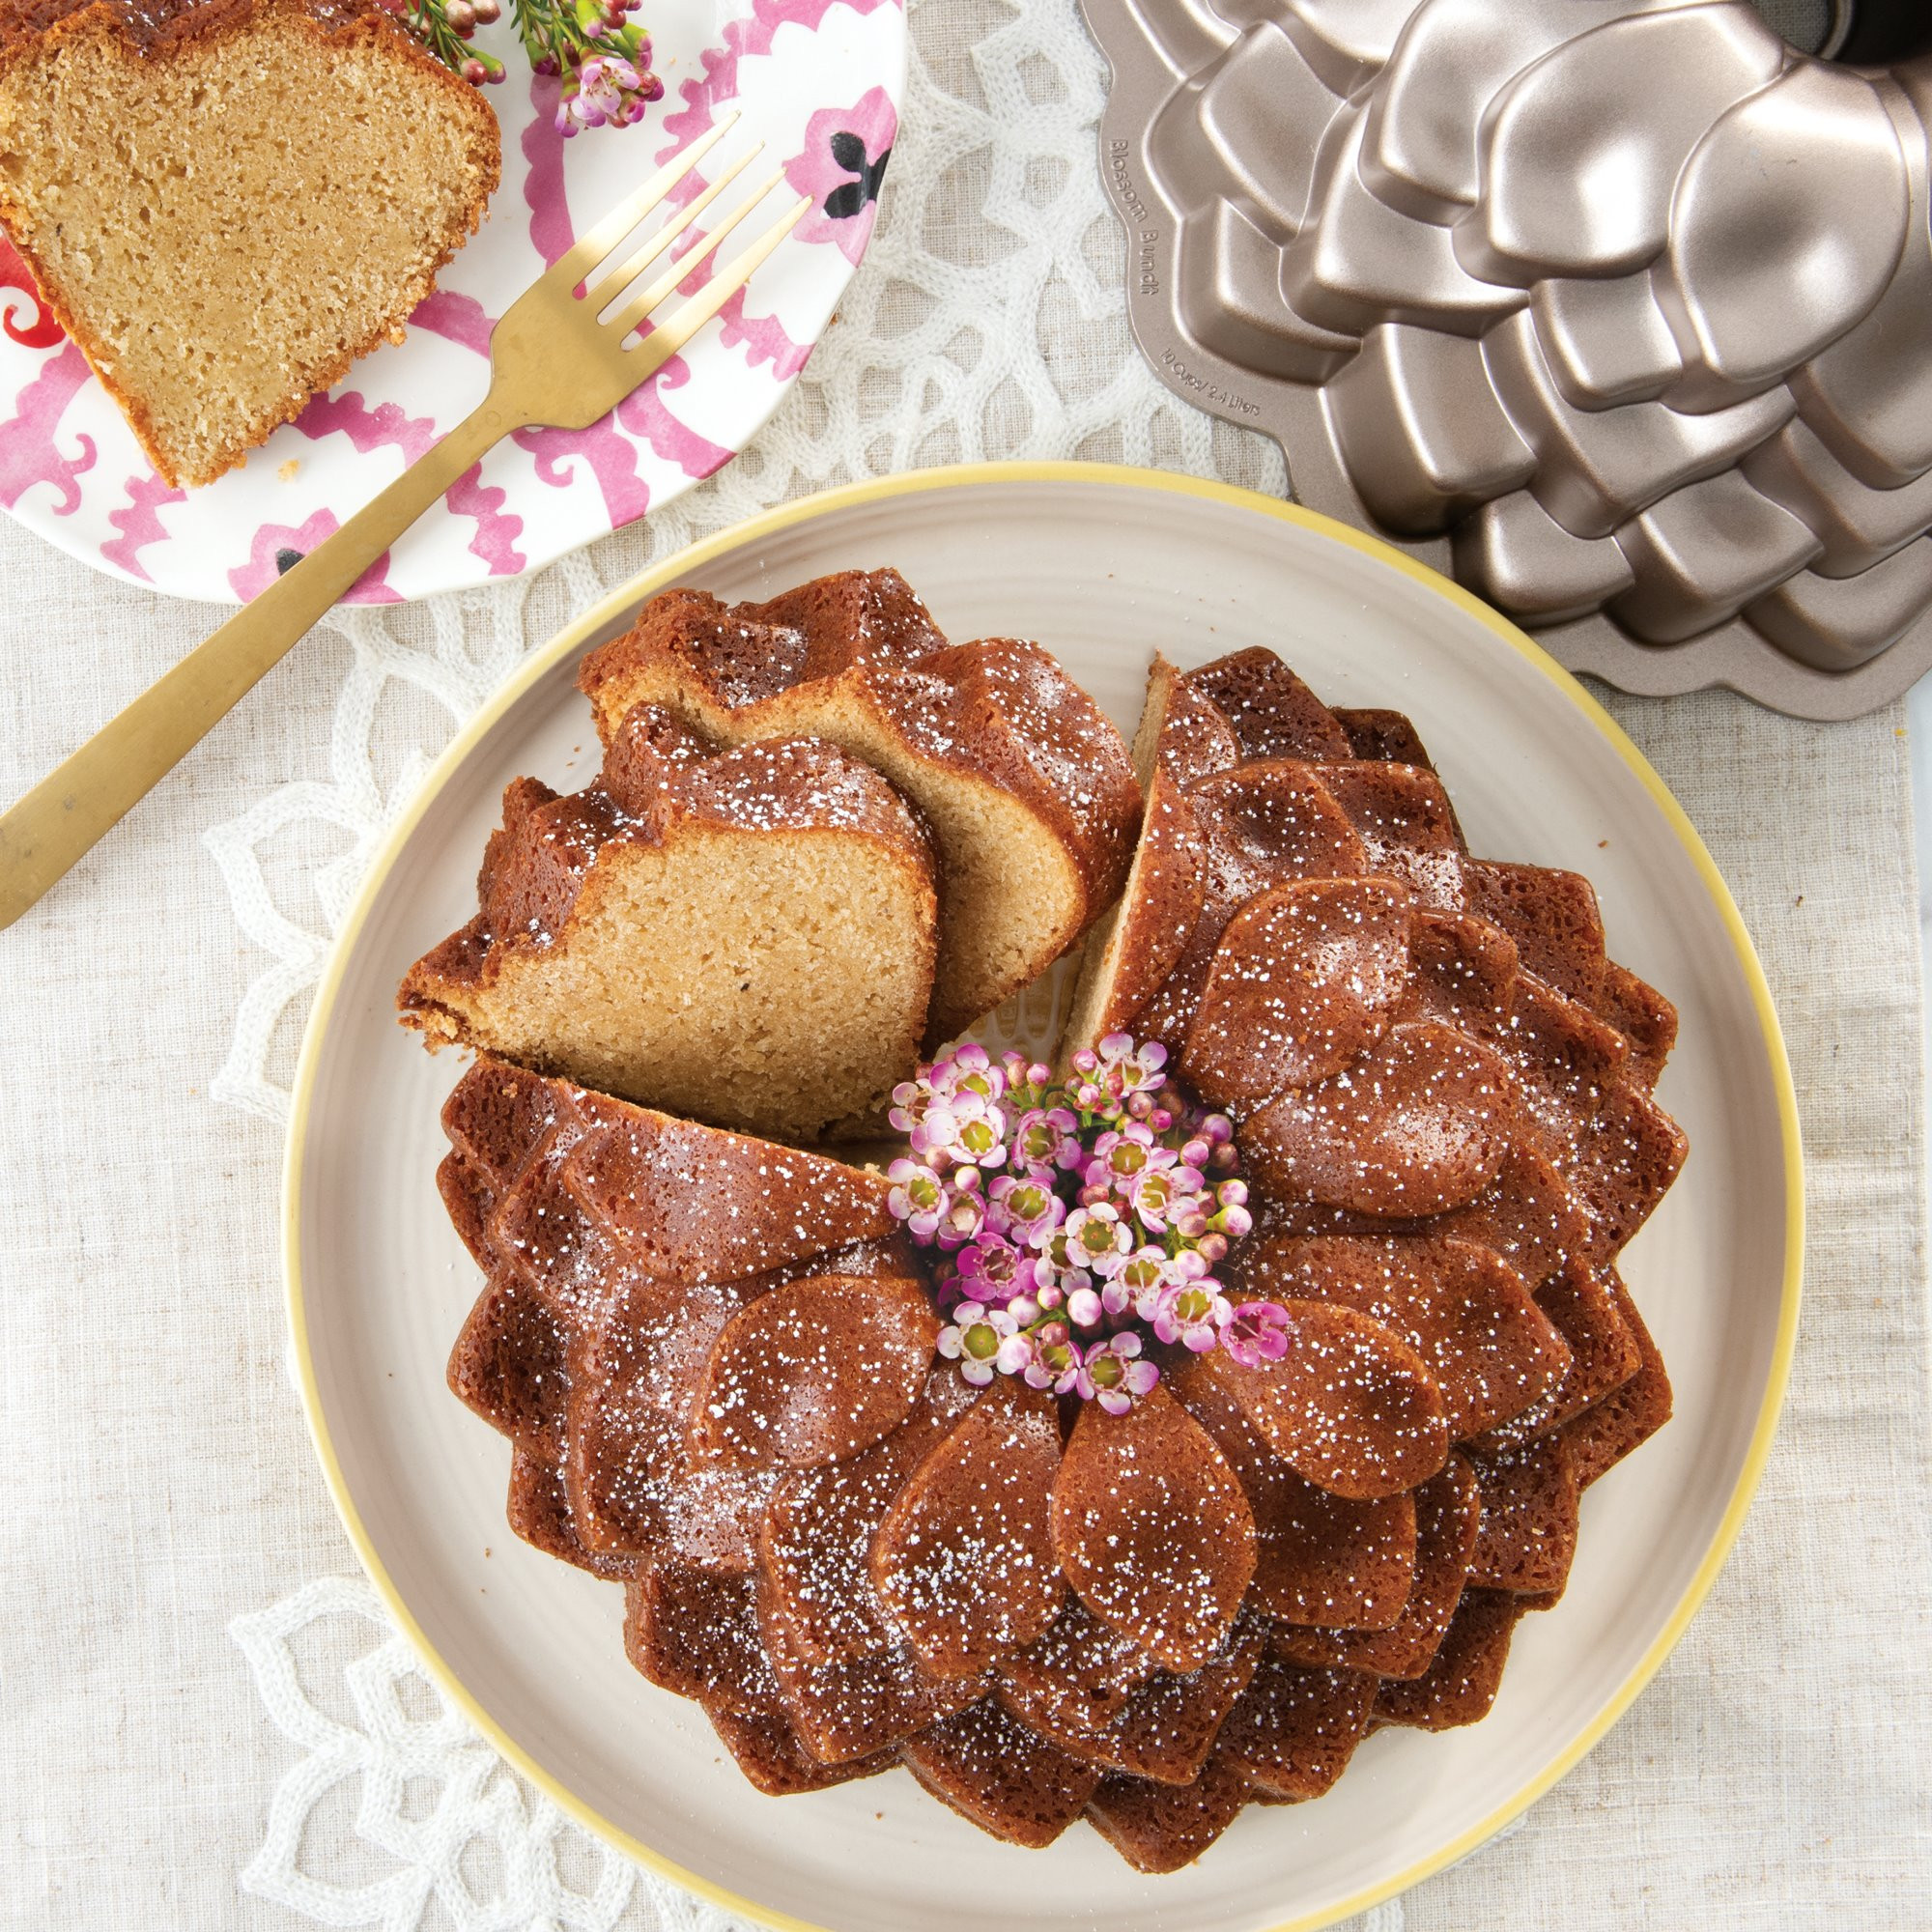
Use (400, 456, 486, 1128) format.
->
(1, 0, 1928, 1924)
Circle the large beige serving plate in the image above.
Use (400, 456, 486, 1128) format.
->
(285, 463, 1802, 1932)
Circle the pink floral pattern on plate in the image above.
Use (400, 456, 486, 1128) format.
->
(0, 0, 906, 604)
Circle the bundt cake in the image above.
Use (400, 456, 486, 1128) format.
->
(0, 0, 499, 488)
(400, 704, 938, 1144)
(576, 569, 1144, 1042)
(422, 631, 1687, 1874)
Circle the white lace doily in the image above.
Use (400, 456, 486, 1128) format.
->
(231, 1584, 1415, 1931)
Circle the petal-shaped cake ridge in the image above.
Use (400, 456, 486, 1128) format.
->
(624, 1565, 777, 1718)
(1242, 1019, 1517, 1217)
(1181, 877, 1415, 1107)
(1470, 1252, 1639, 1453)
(1563, 1271, 1673, 1489)
(563, 1103, 897, 1283)
(1315, 760, 1466, 910)
(995, 1597, 1160, 1741)
(1241, 1233, 1570, 1441)
(871, 1378, 1065, 1679)
(702, 1699, 895, 1797)
(1171, 1344, 1419, 1629)
(427, 612, 1686, 1871)
(1134, 761, 1369, 1048)
(1216, 1653, 1377, 1801)
(1086, 1746, 1254, 1875)
(901, 1697, 1102, 1848)
(1183, 647, 1356, 763)
(448, 1270, 570, 1450)
(1467, 1435, 1580, 1597)
(685, 1273, 938, 1472)
(1178, 1312, 1449, 1502)
(1276, 1452, 1482, 1681)
(758, 1367, 980, 1664)
(753, 1596, 980, 1764)
(566, 1272, 756, 1558)
(506, 1444, 640, 1582)
(1372, 1587, 1534, 1732)
(1062, 1624, 1265, 1786)
(1051, 1386, 1258, 1674)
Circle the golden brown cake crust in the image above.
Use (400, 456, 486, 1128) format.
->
(398, 707, 941, 1142)
(577, 570, 1144, 1039)
(0, 0, 500, 487)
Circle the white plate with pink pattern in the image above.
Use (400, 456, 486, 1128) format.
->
(0, 0, 904, 604)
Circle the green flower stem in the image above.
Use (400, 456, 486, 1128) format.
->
(401, 0, 505, 79)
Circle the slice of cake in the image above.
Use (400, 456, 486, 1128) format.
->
(399, 706, 939, 1144)
(0, 0, 500, 487)
(577, 570, 1145, 1042)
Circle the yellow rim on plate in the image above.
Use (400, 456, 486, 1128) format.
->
(282, 460, 1805, 1932)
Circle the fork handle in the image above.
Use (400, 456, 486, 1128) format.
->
(0, 398, 518, 931)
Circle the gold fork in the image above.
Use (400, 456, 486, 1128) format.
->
(0, 113, 809, 931)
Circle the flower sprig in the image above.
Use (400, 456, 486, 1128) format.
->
(388, 0, 664, 132)
(890, 1034, 1287, 1415)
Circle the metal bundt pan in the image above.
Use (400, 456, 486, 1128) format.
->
(1081, 0, 1932, 719)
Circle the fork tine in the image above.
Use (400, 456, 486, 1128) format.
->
(586, 141, 765, 313)
(626, 194, 813, 381)
(549, 110, 741, 289)
(607, 170, 790, 340)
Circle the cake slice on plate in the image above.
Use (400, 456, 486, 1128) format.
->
(0, 0, 499, 487)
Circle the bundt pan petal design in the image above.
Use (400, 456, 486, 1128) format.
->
(404, 572, 1689, 1875)
(1082, 0, 1932, 717)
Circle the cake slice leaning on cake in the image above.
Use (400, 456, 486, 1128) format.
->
(576, 568, 1145, 1043)
(0, 0, 499, 487)
(400, 703, 939, 1144)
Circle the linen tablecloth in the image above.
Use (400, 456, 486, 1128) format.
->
(2, 1, 1928, 1924)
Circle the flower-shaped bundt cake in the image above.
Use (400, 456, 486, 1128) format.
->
(410, 594, 1687, 1872)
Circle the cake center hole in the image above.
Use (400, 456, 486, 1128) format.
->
(1749, 0, 1932, 61)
